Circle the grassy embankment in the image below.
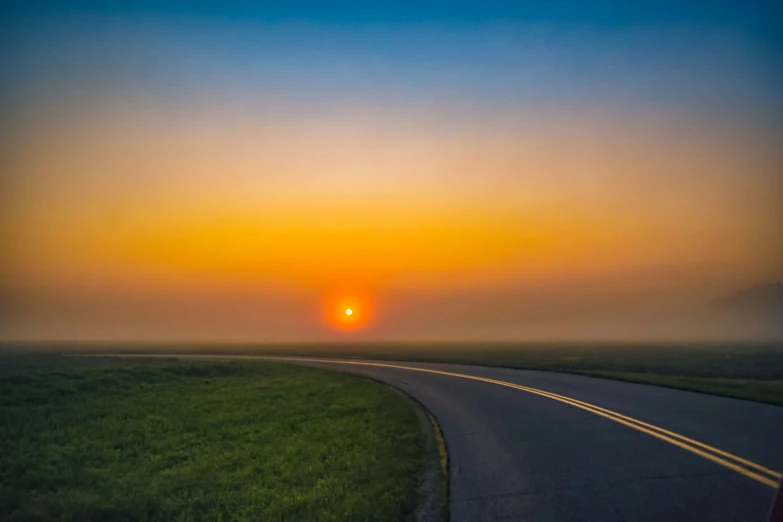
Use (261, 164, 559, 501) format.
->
(282, 342, 783, 406)
(250, 342, 783, 406)
(29, 341, 783, 406)
(0, 355, 430, 521)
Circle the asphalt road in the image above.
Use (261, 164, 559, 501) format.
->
(116, 354, 783, 521)
(259, 357, 783, 522)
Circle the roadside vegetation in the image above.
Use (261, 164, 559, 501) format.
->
(257, 342, 783, 405)
(240, 342, 783, 406)
(0, 355, 428, 521)
(18, 341, 782, 406)
(576, 371, 783, 406)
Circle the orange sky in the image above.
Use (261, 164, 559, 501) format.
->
(1, 13, 781, 341)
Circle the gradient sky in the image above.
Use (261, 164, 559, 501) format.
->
(1, 1, 781, 341)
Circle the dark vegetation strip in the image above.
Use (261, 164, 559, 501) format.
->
(232, 341, 783, 406)
(4, 341, 783, 405)
(575, 371, 783, 407)
(0, 355, 428, 521)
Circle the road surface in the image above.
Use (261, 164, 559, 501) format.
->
(121, 355, 783, 521)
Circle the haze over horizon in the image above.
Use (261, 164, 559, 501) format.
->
(1, 2, 781, 342)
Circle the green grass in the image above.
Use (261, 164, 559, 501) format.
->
(13, 341, 781, 406)
(204, 341, 782, 406)
(0, 355, 428, 521)
(577, 371, 783, 406)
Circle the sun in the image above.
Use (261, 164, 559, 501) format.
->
(324, 289, 372, 330)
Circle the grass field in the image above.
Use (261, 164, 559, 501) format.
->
(10, 341, 781, 406)
(0, 355, 430, 521)
(228, 342, 783, 406)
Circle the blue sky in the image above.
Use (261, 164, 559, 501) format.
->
(3, 1, 781, 26)
(2, 1, 781, 120)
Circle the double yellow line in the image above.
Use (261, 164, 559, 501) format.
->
(259, 356, 782, 489)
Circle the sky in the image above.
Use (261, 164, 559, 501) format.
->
(1, 1, 781, 341)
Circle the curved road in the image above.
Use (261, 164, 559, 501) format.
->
(264, 357, 783, 522)
(132, 355, 783, 521)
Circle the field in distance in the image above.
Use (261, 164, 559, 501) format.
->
(0, 355, 432, 521)
(11, 341, 782, 407)
(247, 342, 783, 406)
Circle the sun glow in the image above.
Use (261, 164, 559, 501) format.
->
(324, 290, 372, 331)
